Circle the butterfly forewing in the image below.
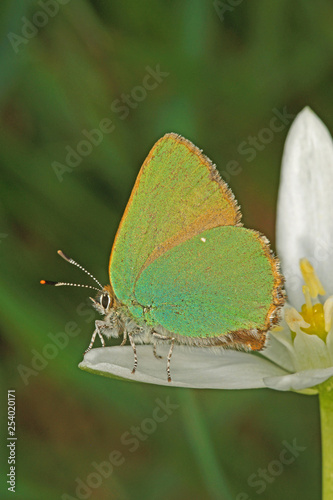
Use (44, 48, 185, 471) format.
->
(109, 133, 241, 311)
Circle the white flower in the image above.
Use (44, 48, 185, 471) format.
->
(79, 107, 333, 394)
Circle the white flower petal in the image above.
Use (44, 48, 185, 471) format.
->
(325, 329, 333, 364)
(324, 296, 333, 332)
(276, 107, 333, 308)
(260, 328, 296, 372)
(79, 345, 289, 389)
(293, 329, 331, 371)
(264, 366, 333, 392)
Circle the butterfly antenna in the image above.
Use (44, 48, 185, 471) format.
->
(40, 250, 104, 291)
(56, 250, 104, 289)
(40, 280, 101, 292)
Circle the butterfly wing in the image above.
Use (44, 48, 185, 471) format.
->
(109, 133, 241, 315)
(134, 226, 283, 349)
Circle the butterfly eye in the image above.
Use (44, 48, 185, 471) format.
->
(101, 294, 110, 310)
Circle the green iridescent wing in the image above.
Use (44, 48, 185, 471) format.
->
(134, 226, 282, 347)
(109, 133, 240, 315)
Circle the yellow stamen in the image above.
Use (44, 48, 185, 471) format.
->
(285, 307, 310, 338)
(302, 285, 313, 315)
(296, 259, 328, 340)
(271, 325, 283, 332)
(324, 297, 333, 333)
(300, 258, 326, 298)
(300, 302, 327, 340)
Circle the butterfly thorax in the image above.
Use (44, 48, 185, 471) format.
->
(90, 284, 156, 344)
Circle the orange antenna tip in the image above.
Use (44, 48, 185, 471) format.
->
(57, 250, 70, 262)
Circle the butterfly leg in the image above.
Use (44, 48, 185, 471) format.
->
(120, 330, 127, 346)
(84, 320, 106, 354)
(152, 333, 175, 382)
(166, 339, 175, 383)
(128, 332, 137, 374)
(153, 342, 162, 359)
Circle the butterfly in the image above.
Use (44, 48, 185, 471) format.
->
(41, 133, 285, 382)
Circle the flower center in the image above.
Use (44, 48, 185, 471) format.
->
(299, 259, 327, 340)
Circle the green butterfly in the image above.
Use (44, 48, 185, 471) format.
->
(42, 134, 285, 382)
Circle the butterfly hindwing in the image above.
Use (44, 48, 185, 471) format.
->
(133, 226, 281, 346)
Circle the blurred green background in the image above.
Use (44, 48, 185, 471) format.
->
(1, 1, 333, 499)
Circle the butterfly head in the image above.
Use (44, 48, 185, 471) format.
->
(90, 285, 115, 316)
(40, 250, 115, 317)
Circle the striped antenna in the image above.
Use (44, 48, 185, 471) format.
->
(40, 250, 104, 292)
(57, 250, 103, 289)
(40, 279, 101, 292)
